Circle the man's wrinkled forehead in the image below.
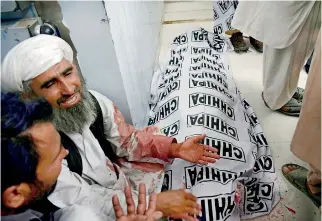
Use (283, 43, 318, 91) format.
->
(32, 59, 73, 87)
(44, 58, 73, 76)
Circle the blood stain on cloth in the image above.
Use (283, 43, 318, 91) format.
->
(235, 183, 242, 204)
(113, 105, 135, 150)
(284, 205, 296, 215)
(246, 202, 285, 221)
(142, 125, 160, 134)
(235, 191, 241, 204)
(131, 161, 164, 173)
(157, 172, 163, 179)
(148, 178, 157, 193)
(106, 160, 116, 172)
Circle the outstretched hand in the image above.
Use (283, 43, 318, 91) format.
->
(113, 184, 163, 221)
(171, 134, 220, 165)
(156, 189, 201, 221)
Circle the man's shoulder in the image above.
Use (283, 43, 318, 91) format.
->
(89, 90, 113, 106)
(89, 90, 114, 116)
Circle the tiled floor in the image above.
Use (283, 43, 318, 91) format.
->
(158, 1, 320, 221)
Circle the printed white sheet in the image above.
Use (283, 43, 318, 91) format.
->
(147, 28, 280, 221)
(212, 0, 238, 34)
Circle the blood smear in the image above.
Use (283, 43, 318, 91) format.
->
(235, 192, 241, 203)
(284, 205, 296, 214)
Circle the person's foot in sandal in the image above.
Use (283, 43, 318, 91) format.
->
(262, 92, 302, 116)
(292, 87, 304, 103)
(228, 31, 249, 53)
(282, 164, 321, 207)
(278, 98, 302, 116)
(225, 29, 241, 36)
(250, 36, 263, 53)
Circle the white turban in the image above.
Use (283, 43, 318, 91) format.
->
(1, 34, 73, 92)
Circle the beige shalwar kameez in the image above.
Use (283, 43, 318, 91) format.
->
(232, 1, 321, 110)
(291, 30, 321, 189)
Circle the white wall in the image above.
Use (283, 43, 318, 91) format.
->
(57, 1, 133, 124)
(104, 1, 164, 128)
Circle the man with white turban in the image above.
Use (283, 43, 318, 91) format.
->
(1, 34, 220, 220)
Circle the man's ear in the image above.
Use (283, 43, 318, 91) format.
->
(2, 183, 32, 209)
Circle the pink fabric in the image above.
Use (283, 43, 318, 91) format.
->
(132, 134, 175, 162)
(113, 105, 176, 161)
(106, 160, 115, 172)
(142, 125, 160, 134)
(113, 105, 135, 150)
(131, 161, 165, 173)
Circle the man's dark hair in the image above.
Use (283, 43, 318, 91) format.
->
(1, 92, 53, 193)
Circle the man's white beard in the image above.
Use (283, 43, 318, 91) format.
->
(52, 84, 96, 134)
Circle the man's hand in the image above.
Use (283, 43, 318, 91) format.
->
(113, 184, 163, 221)
(156, 189, 201, 221)
(169, 134, 220, 165)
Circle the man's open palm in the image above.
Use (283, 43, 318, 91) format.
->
(113, 184, 163, 221)
(178, 134, 220, 164)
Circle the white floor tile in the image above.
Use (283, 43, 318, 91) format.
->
(164, 10, 213, 22)
(163, 1, 213, 22)
(164, 1, 213, 13)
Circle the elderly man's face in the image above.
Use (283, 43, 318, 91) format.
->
(31, 58, 82, 109)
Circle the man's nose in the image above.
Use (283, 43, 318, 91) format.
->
(60, 80, 74, 95)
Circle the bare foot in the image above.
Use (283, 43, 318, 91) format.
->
(282, 164, 300, 174)
(282, 164, 321, 196)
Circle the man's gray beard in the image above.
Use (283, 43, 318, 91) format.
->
(52, 87, 97, 134)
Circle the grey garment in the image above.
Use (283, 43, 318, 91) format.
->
(1, 206, 110, 221)
(1, 209, 44, 221)
(262, 1, 321, 110)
